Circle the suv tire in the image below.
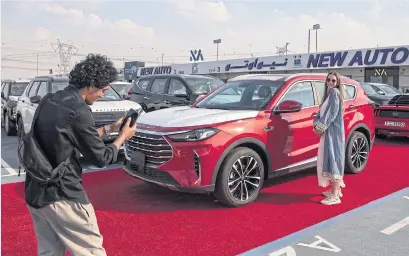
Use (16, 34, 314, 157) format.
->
(214, 147, 264, 207)
(345, 131, 369, 174)
(17, 117, 25, 140)
(4, 114, 17, 136)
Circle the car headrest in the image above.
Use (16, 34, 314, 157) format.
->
(258, 85, 272, 98)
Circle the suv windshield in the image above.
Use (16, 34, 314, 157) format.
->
(98, 85, 122, 101)
(360, 83, 378, 95)
(195, 80, 285, 110)
(377, 85, 401, 95)
(111, 83, 132, 95)
(185, 76, 224, 95)
(10, 82, 29, 96)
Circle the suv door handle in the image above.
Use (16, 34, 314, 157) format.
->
(347, 104, 356, 110)
(311, 112, 317, 118)
(164, 100, 170, 104)
(143, 97, 149, 100)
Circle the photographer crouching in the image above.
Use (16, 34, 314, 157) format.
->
(20, 54, 136, 255)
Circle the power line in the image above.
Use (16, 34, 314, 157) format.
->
(1, 65, 50, 71)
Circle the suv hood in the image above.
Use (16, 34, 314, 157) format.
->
(91, 100, 141, 112)
(137, 106, 258, 127)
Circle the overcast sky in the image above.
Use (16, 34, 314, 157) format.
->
(1, 0, 409, 79)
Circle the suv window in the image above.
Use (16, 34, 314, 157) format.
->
(3, 83, 10, 97)
(282, 81, 315, 108)
(313, 81, 326, 105)
(52, 82, 68, 93)
(344, 84, 356, 100)
(150, 78, 167, 94)
(196, 79, 284, 110)
(168, 79, 186, 95)
(28, 81, 41, 98)
(37, 82, 48, 98)
(11, 82, 29, 96)
(137, 79, 151, 90)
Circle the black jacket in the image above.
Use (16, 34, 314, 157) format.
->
(25, 85, 119, 208)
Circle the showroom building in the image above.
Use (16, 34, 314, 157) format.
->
(134, 45, 409, 92)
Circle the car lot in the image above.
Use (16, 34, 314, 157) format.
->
(1, 129, 409, 255)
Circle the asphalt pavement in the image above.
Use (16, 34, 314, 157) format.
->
(1, 128, 124, 184)
(241, 187, 409, 256)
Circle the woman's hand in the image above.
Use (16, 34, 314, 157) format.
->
(313, 125, 324, 136)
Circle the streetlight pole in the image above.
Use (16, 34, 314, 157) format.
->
(308, 29, 311, 53)
(312, 24, 321, 53)
(213, 38, 221, 61)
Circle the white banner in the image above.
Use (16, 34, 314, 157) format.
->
(136, 45, 409, 77)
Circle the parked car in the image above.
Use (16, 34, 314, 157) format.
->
(123, 73, 375, 207)
(1, 79, 31, 135)
(16, 75, 142, 145)
(374, 94, 409, 138)
(110, 81, 133, 97)
(368, 83, 402, 97)
(360, 82, 395, 106)
(128, 74, 224, 112)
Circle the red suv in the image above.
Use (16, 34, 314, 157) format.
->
(375, 94, 409, 138)
(123, 73, 375, 207)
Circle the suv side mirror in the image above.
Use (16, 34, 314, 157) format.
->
(378, 90, 385, 95)
(173, 90, 188, 98)
(30, 95, 42, 104)
(122, 94, 131, 100)
(274, 100, 303, 114)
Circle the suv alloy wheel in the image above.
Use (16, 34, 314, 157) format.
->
(214, 147, 265, 207)
(345, 131, 369, 174)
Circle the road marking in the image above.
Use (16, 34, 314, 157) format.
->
(1, 158, 18, 175)
(381, 216, 409, 235)
(404, 196, 409, 200)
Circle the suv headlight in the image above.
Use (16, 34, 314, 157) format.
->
(167, 128, 219, 142)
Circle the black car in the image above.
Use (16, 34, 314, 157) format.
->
(360, 82, 393, 106)
(128, 74, 224, 112)
(1, 79, 30, 135)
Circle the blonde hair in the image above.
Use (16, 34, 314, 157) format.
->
(321, 71, 345, 115)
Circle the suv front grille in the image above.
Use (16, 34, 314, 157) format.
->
(125, 160, 178, 186)
(379, 110, 409, 119)
(126, 132, 173, 168)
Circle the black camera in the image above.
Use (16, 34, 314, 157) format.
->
(119, 108, 143, 131)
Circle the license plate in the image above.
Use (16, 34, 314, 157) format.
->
(130, 151, 146, 172)
(384, 121, 406, 127)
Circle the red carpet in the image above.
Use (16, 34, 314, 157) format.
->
(2, 138, 409, 256)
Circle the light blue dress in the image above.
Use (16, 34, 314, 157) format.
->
(313, 88, 345, 187)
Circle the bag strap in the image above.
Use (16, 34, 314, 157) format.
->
(30, 93, 52, 131)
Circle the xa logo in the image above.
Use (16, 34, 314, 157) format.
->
(190, 49, 204, 62)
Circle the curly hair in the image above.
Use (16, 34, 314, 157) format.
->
(69, 53, 118, 89)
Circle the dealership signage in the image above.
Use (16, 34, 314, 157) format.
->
(307, 46, 409, 68)
(139, 65, 173, 76)
(134, 45, 409, 76)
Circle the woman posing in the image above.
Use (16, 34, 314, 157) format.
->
(313, 72, 346, 205)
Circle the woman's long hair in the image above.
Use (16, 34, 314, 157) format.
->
(321, 71, 345, 115)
